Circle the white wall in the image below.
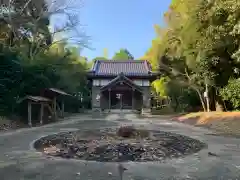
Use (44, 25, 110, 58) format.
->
(93, 79, 150, 87)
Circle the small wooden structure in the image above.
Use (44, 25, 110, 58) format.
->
(40, 88, 71, 120)
(19, 88, 71, 127)
(20, 96, 52, 127)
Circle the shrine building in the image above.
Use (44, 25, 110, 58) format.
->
(88, 60, 157, 112)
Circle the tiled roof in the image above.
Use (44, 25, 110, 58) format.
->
(91, 60, 152, 76)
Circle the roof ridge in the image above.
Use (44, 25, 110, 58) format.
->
(92, 60, 100, 71)
(97, 59, 145, 63)
(144, 60, 151, 72)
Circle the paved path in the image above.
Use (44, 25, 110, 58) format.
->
(0, 113, 240, 180)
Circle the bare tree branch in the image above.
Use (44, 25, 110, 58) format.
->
(1, 0, 89, 58)
(19, 0, 32, 15)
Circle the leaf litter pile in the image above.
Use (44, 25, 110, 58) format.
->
(34, 126, 206, 162)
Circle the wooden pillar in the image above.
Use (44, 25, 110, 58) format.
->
(132, 88, 135, 110)
(40, 103, 44, 125)
(28, 102, 32, 127)
(53, 97, 57, 120)
(120, 94, 123, 110)
(108, 88, 111, 112)
(120, 81, 123, 110)
(61, 101, 65, 117)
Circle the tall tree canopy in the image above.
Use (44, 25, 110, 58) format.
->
(143, 0, 240, 112)
(0, 0, 91, 116)
(112, 48, 134, 60)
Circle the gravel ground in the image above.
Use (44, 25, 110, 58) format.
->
(0, 112, 240, 180)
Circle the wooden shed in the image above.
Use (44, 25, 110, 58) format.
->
(19, 96, 52, 126)
(18, 88, 71, 127)
(40, 88, 71, 119)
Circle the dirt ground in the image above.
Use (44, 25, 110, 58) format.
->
(174, 111, 240, 136)
(0, 116, 27, 131)
(1, 113, 240, 180)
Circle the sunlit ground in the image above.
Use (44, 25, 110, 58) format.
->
(177, 111, 240, 136)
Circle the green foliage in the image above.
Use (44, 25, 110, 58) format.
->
(0, 47, 22, 115)
(0, 2, 91, 117)
(0, 43, 90, 116)
(0, 0, 92, 117)
(141, 25, 164, 70)
(112, 49, 134, 60)
(220, 78, 240, 109)
(91, 48, 109, 62)
(143, 0, 240, 112)
(152, 77, 169, 98)
(92, 48, 134, 62)
(166, 81, 201, 112)
(92, 57, 107, 61)
(0, 0, 51, 49)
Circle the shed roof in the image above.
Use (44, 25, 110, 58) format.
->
(18, 96, 51, 103)
(91, 60, 152, 76)
(47, 88, 71, 96)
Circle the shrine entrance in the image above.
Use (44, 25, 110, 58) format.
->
(110, 88, 141, 109)
(100, 73, 143, 111)
(112, 91, 131, 109)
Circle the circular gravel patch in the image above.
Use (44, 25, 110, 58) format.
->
(34, 126, 206, 162)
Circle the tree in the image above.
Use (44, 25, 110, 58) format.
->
(143, 0, 240, 112)
(165, 0, 240, 111)
(0, 0, 90, 117)
(112, 48, 134, 60)
(90, 55, 108, 70)
(141, 25, 165, 70)
(0, 0, 88, 58)
(220, 78, 240, 110)
(0, 0, 51, 45)
(92, 56, 107, 61)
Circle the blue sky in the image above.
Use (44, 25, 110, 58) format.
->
(78, 0, 171, 60)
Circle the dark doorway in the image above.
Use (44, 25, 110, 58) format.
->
(110, 90, 133, 109)
(100, 79, 143, 110)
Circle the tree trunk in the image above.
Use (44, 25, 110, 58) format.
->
(215, 96, 225, 112)
(173, 97, 179, 112)
(215, 88, 225, 111)
(205, 82, 210, 112)
(209, 87, 216, 111)
(196, 89, 206, 112)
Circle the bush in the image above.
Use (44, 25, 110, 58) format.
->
(220, 78, 240, 110)
(0, 45, 90, 118)
(166, 81, 201, 112)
